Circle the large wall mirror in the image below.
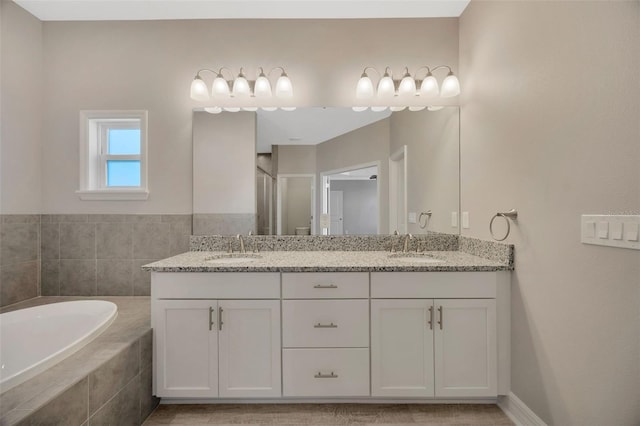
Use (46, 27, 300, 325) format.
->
(192, 107, 459, 236)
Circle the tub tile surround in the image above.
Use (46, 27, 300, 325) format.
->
(0, 296, 158, 426)
(40, 214, 192, 297)
(0, 215, 40, 307)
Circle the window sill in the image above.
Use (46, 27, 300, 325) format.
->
(76, 189, 149, 201)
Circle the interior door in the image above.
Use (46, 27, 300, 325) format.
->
(329, 190, 344, 235)
(434, 299, 497, 397)
(218, 300, 281, 397)
(371, 299, 435, 397)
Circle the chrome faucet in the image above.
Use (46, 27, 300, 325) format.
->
(236, 234, 246, 254)
(390, 230, 400, 253)
(402, 233, 413, 253)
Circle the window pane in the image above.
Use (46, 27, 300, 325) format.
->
(107, 160, 141, 187)
(108, 128, 140, 155)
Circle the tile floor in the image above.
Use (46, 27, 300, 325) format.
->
(143, 403, 514, 425)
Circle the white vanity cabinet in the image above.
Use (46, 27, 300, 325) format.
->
(371, 272, 509, 398)
(281, 273, 370, 397)
(152, 273, 281, 398)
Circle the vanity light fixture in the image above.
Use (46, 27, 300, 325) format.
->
(190, 66, 295, 112)
(353, 65, 460, 112)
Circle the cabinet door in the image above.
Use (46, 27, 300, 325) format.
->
(371, 299, 435, 397)
(155, 299, 218, 397)
(218, 300, 281, 397)
(434, 299, 497, 397)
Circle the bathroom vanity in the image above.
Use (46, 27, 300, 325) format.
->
(146, 251, 510, 402)
(145, 249, 511, 402)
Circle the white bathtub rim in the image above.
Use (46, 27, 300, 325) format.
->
(0, 300, 118, 394)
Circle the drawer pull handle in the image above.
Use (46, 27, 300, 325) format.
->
(209, 307, 215, 331)
(437, 306, 443, 330)
(313, 284, 338, 289)
(314, 372, 338, 379)
(314, 322, 338, 328)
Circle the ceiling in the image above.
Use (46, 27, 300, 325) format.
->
(256, 107, 390, 153)
(13, 0, 470, 21)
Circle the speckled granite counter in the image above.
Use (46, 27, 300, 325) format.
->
(142, 250, 511, 273)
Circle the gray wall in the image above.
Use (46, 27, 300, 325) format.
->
(0, 215, 40, 307)
(459, 2, 640, 424)
(330, 180, 378, 235)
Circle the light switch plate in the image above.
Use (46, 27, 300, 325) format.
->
(408, 212, 417, 224)
(462, 212, 470, 229)
(581, 215, 640, 250)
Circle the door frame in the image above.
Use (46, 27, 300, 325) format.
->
(389, 145, 408, 234)
(276, 173, 316, 235)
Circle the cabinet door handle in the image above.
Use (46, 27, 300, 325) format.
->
(437, 306, 443, 330)
(314, 372, 338, 379)
(218, 307, 224, 331)
(313, 284, 338, 289)
(314, 322, 338, 328)
(428, 306, 433, 330)
(208, 307, 215, 331)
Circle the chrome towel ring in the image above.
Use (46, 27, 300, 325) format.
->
(418, 211, 432, 229)
(490, 209, 518, 241)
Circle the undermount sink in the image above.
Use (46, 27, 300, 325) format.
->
(388, 253, 444, 264)
(205, 254, 262, 264)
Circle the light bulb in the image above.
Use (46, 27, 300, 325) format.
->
(254, 69, 272, 98)
(377, 70, 395, 99)
(242, 107, 258, 111)
(232, 69, 250, 97)
(356, 72, 374, 99)
(390, 106, 406, 112)
(280, 107, 297, 111)
(223, 107, 241, 112)
(398, 68, 416, 97)
(190, 76, 209, 101)
(204, 106, 222, 114)
(427, 106, 444, 111)
(420, 73, 439, 97)
(352, 106, 369, 112)
(440, 72, 460, 97)
(212, 75, 230, 98)
(261, 106, 278, 111)
(408, 106, 426, 112)
(371, 106, 388, 112)
(275, 71, 293, 98)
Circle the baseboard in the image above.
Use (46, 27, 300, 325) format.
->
(161, 397, 499, 404)
(498, 392, 547, 426)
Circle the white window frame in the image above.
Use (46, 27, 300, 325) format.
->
(77, 110, 149, 200)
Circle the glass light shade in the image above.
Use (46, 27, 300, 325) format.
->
(212, 76, 230, 98)
(371, 106, 388, 112)
(377, 75, 395, 99)
(223, 107, 241, 112)
(420, 74, 439, 97)
(275, 73, 293, 98)
(254, 75, 272, 98)
(242, 106, 258, 111)
(427, 106, 444, 111)
(398, 75, 416, 97)
(352, 106, 369, 112)
(204, 107, 222, 114)
(408, 106, 426, 112)
(390, 106, 406, 112)
(440, 73, 460, 97)
(190, 77, 209, 101)
(232, 75, 250, 97)
(356, 74, 375, 99)
(261, 106, 278, 111)
(280, 107, 297, 111)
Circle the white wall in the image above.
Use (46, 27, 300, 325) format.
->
(192, 111, 256, 214)
(330, 180, 378, 235)
(459, 2, 640, 425)
(0, 1, 42, 214)
(37, 18, 458, 214)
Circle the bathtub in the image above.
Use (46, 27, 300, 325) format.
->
(0, 300, 117, 393)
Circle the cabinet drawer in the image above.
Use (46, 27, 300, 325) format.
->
(283, 349, 369, 397)
(152, 272, 280, 299)
(282, 273, 368, 299)
(371, 272, 496, 299)
(282, 300, 369, 348)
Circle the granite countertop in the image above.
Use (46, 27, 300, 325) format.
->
(142, 250, 510, 272)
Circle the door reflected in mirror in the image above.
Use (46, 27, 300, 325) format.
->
(192, 107, 459, 236)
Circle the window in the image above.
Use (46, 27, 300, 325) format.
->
(78, 110, 148, 200)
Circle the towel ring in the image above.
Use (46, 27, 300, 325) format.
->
(489, 209, 518, 241)
(418, 211, 432, 229)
